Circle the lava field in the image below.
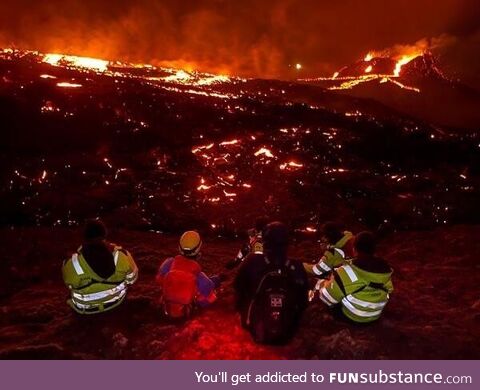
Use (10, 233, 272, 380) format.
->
(1, 49, 479, 235)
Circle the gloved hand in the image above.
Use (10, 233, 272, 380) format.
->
(308, 279, 326, 302)
(314, 279, 326, 291)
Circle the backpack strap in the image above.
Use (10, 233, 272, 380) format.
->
(246, 271, 271, 326)
(334, 269, 388, 297)
(333, 270, 347, 296)
(246, 257, 284, 326)
(333, 269, 368, 296)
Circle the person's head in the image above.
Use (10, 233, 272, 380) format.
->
(321, 221, 344, 244)
(354, 231, 377, 256)
(179, 231, 202, 258)
(263, 222, 289, 263)
(254, 216, 269, 233)
(83, 219, 107, 242)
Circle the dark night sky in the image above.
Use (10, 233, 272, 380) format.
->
(1, 0, 480, 86)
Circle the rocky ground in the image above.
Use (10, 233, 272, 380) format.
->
(0, 225, 479, 359)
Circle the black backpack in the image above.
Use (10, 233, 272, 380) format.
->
(246, 262, 297, 344)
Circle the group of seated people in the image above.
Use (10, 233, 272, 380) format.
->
(62, 218, 393, 344)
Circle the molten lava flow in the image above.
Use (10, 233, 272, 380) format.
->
(219, 139, 239, 146)
(163, 70, 192, 83)
(197, 178, 212, 191)
(254, 148, 274, 158)
(393, 54, 418, 77)
(301, 47, 425, 93)
(279, 161, 303, 171)
(44, 53, 109, 72)
(56, 82, 82, 88)
(3, 47, 243, 107)
(196, 74, 231, 86)
(192, 143, 215, 154)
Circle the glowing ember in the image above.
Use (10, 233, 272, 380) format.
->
(219, 139, 239, 146)
(280, 161, 303, 170)
(197, 178, 212, 191)
(40, 74, 57, 79)
(365, 65, 373, 73)
(254, 147, 274, 158)
(388, 79, 420, 92)
(295, 63, 302, 70)
(192, 143, 214, 154)
(56, 82, 82, 88)
(40, 101, 60, 113)
(197, 183, 212, 191)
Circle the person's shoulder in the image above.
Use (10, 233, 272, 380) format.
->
(62, 255, 74, 271)
(109, 242, 131, 255)
(174, 255, 202, 273)
(244, 252, 265, 265)
(160, 256, 175, 266)
(353, 256, 392, 274)
(238, 253, 264, 273)
(189, 258, 202, 272)
(247, 252, 264, 260)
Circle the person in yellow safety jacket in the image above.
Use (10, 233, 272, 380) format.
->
(304, 222, 354, 278)
(317, 231, 393, 323)
(62, 219, 138, 314)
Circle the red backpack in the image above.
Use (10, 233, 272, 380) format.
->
(161, 256, 201, 319)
